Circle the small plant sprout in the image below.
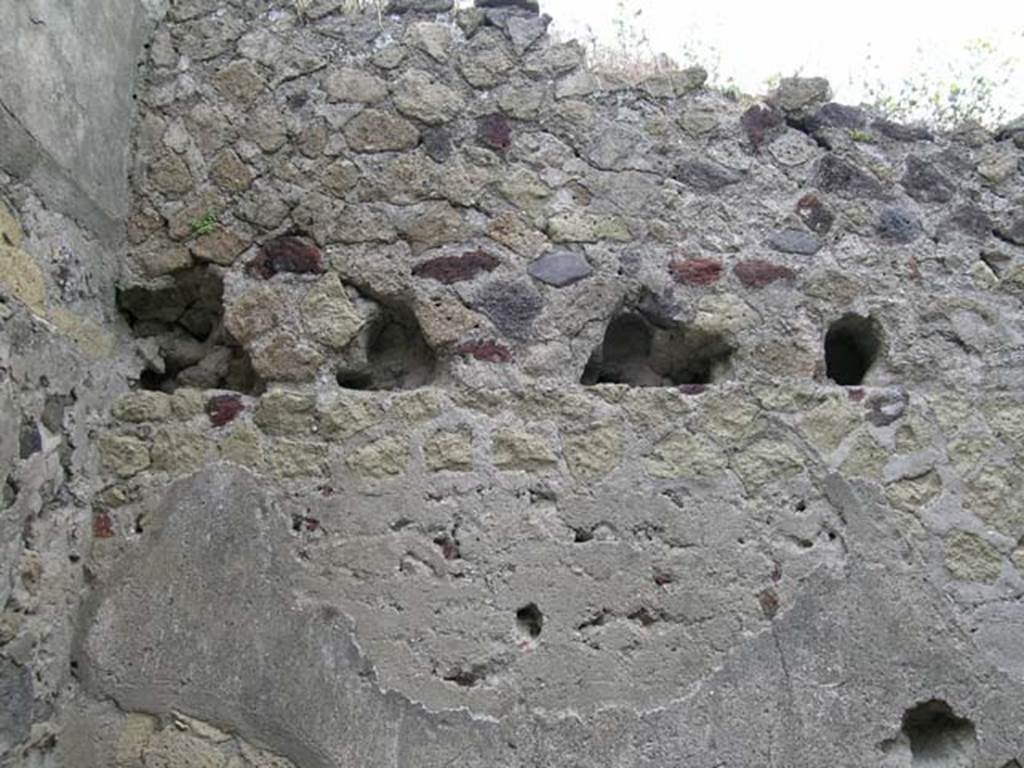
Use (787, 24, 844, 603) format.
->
(190, 213, 218, 237)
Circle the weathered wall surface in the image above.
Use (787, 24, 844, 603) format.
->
(0, 2, 159, 765)
(3, 0, 1024, 766)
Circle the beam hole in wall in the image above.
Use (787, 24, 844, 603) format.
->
(824, 313, 882, 386)
(902, 699, 978, 766)
(118, 267, 264, 395)
(335, 305, 436, 391)
(515, 603, 543, 640)
(581, 312, 734, 386)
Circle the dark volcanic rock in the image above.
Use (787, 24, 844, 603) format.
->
(475, 0, 540, 11)
(902, 155, 955, 203)
(814, 155, 884, 198)
(674, 160, 742, 192)
(873, 119, 932, 142)
(878, 207, 923, 244)
(941, 205, 994, 240)
(249, 237, 325, 279)
(815, 103, 868, 129)
(422, 127, 453, 163)
(473, 280, 543, 339)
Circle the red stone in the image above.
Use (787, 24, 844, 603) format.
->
(249, 236, 325, 279)
(93, 511, 115, 540)
(741, 104, 784, 149)
(678, 384, 707, 395)
(456, 340, 513, 363)
(207, 394, 245, 427)
(734, 260, 796, 288)
(477, 114, 512, 152)
(413, 250, 500, 284)
(670, 258, 723, 286)
(847, 388, 865, 402)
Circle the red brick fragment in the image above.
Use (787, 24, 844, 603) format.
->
(847, 388, 865, 402)
(207, 394, 245, 427)
(249, 236, 325, 279)
(412, 249, 500, 285)
(455, 340, 513, 363)
(93, 511, 115, 540)
(678, 384, 707, 396)
(734, 260, 796, 288)
(670, 258, 723, 286)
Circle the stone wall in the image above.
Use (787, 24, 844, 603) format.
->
(3, 0, 1024, 766)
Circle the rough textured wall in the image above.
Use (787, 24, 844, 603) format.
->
(0, 1, 159, 765)
(3, 0, 1024, 766)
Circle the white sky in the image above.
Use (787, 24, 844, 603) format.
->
(539, 0, 1024, 120)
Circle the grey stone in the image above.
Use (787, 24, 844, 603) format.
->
(998, 215, 1024, 246)
(674, 159, 742, 192)
(392, 70, 465, 125)
(386, 0, 454, 10)
(505, 14, 550, 54)
(902, 155, 956, 203)
(942, 205, 994, 240)
(998, 113, 1024, 141)
(344, 110, 420, 152)
(873, 118, 933, 142)
(867, 388, 909, 426)
(473, 280, 543, 338)
(323, 68, 388, 104)
(770, 77, 831, 113)
(767, 228, 822, 255)
(458, 30, 517, 87)
(877, 207, 923, 243)
(527, 251, 593, 287)
(814, 154, 885, 197)
(814, 102, 867, 129)
(0, 658, 32, 755)
(421, 127, 453, 163)
(475, 0, 540, 12)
